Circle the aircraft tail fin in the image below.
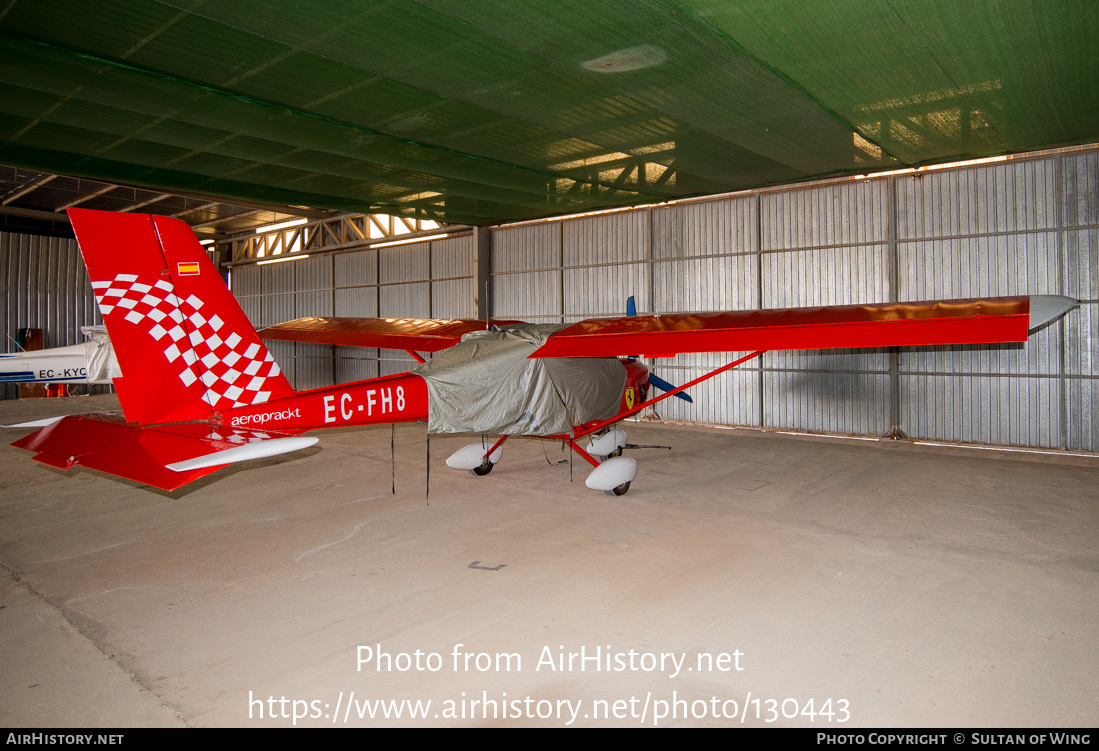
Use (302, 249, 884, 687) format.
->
(69, 209, 294, 425)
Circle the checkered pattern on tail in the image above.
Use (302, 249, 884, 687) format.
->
(92, 273, 282, 409)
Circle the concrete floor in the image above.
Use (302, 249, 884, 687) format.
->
(0, 393, 1096, 728)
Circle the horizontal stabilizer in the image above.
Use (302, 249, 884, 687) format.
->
(10, 414, 311, 491)
(166, 436, 318, 472)
(4, 416, 66, 428)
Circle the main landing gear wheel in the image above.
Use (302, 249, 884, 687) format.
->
(470, 459, 493, 476)
(605, 481, 630, 497)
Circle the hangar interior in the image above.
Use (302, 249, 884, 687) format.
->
(0, 0, 1097, 729)
(6, 148, 1098, 450)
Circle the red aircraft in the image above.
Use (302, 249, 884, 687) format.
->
(8, 209, 1075, 494)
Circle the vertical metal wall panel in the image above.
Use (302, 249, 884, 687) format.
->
(492, 224, 562, 322)
(379, 282, 431, 319)
(334, 286, 378, 317)
(900, 375, 1061, 448)
(765, 346, 889, 375)
(261, 260, 296, 294)
(334, 249, 379, 286)
(379, 353, 422, 377)
(493, 270, 561, 321)
(261, 293, 296, 328)
(265, 339, 295, 387)
(294, 291, 332, 318)
(380, 243, 429, 284)
(429, 236, 474, 319)
(1062, 229, 1097, 304)
(333, 282, 380, 385)
(762, 180, 886, 250)
(764, 371, 890, 435)
(1065, 379, 1098, 451)
(898, 160, 1057, 239)
(562, 264, 648, 319)
(1062, 152, 1099, 226)
(894, 158, 1071, 448)
(898, 234, 1058, 299)
(379, 244, 431, 320)
(647, 199, 762, 426)
(431, 278, 474, 319)
(898, 235, 1062, 376)
(292, 342, 334, 391)
(2, 236, 10, 352)
(1063, 301, 1097, 377)
(652, 253, 758, 312)
(492, 223, 560, 272)
(4, 235, 22, 400)
(335, 345, 380, 383)
(764, 246, 892, 391)
(562, 212, 647, 267)
(230, 265, 262, 297)
(762, 245, 889, 309)
(293, 245, 335, 367)
(1062, 298, 1098, 450)
(238, 296, 262, 327)
(330, 249, 383, 386)
(431, 236, 472, 280)
(651, 196, 754, 260)
(295, 255, 333, 291)
(653, 352, 761, 426)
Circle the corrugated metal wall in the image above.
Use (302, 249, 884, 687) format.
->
(231, 234, 476, 385)
(491, 149, 1097, 452)
(2, 148, 1095, 453)
(0, 233, 106, 399)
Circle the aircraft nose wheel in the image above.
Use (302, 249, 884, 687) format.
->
(469, 458, 494, 476)
(605, 481, 630, 496)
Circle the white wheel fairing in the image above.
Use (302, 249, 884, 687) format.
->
(445, 440, 504, 471)
(587, 428, 627, 458)
(585, 456, 637, 491)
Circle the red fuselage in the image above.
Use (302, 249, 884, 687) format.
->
(217, 357, 650, 435)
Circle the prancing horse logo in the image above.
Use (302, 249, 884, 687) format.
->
(624, 386, 636, 410)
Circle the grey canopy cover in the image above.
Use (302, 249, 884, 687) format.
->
(412, 324, 625, 435)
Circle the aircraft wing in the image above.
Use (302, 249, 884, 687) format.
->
(259, 317, 522, 353)
(530, 296, 1076, 358)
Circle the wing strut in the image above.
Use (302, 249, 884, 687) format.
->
(571, 350, 766, 441)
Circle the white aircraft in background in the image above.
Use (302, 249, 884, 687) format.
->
(0, 326, 121, 386)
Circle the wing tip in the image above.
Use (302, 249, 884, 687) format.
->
(1028, 295, 1076, 330)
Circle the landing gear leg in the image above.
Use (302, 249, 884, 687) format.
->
(470, 458, 493, 476)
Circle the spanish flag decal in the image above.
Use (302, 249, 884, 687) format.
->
(176, 262, 201, 276)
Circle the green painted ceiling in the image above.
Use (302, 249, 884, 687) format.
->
(0, 0, 1095, 225)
